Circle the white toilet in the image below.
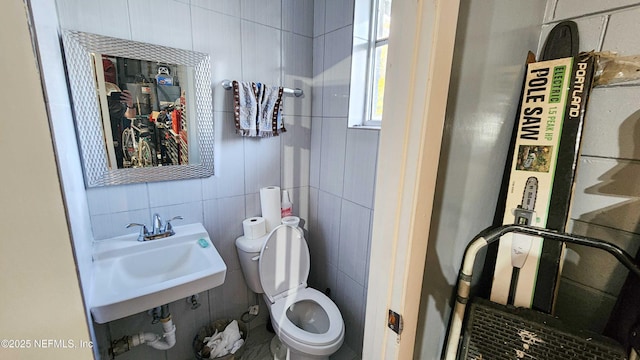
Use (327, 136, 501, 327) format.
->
(236, 224, 345, 360)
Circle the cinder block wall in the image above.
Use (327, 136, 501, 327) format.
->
(544, 0, 640, 333)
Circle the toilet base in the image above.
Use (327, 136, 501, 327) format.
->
(270, 336, 287, 360)
(270, 335, 330, 360)
(288, 347, 330, 360)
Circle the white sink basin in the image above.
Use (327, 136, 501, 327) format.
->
(90, 223, 226, 324)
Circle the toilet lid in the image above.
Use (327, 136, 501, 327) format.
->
(258, 225, 310, 303)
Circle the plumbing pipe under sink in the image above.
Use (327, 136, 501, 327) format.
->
(109, 305, 176, 357)
(131, 317, 176, 350)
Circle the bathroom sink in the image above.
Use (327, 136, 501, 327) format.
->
(90, 223, 226, 324)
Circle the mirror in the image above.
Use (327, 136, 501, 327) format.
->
(61, 30, 214, 187)
(98, 56, 193, 169)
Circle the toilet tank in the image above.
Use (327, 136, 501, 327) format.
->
(235, 235, 266, 294)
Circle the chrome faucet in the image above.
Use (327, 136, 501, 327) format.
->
(152, 213, 163, 235)
(127, 214, 183, 241)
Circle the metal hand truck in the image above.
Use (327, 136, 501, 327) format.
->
(443, 224, 640, 360)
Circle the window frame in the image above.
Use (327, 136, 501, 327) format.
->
(348, 0, 392, 129)
(364, 0, 390, 127)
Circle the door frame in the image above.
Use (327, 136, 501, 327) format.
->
(363, 0, 461, 358)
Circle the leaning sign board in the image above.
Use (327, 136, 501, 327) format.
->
(489, 53, 595, 312)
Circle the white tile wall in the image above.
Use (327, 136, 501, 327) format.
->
(283, 0, 314, 37)
(148, 178, 202, 207)
(316, 190, 343, 267)
(310, 116, 323, 188)
(243, 192, 262, 219)
(127, 0, 192, 48)
(219, 269, 252, 317)
(310, 1, 376, 354)
(366, 209, 374, 284)
(312, 35, 326, 117)
(190, 9, 242, 113)
(325, 0, 355, 34)
(322, 26, 353, 118)
(319, 117, 348, 196)
(335, 271, 366, 352)
(91, 208, 150, 239)
(150, 201, 204, 227)
(211, 111, 245, 198)
(281, 116, 312, 189)
(283, 32, 313, 116)
(207, 196, 245, 272)
(288, 186, 311, 230)
(338, 200, 371, 285)
(241, 21, 282, 86)
(241, 0, 282, 29)
(55, 0, 131, 38)
(313, 0, 327, 37)
(343, 129, 379, 208)
(86, 183, 149, 215)
(244, 136, 282, 193)
(45, 0, 317, 358)
(191, 0, 241, 17)
(309, 187, 320, 230)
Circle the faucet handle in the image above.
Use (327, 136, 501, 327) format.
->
(126, 223, 148, 242)
(164, 216, 183, 235)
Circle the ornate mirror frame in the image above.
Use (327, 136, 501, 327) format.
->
(61, 29, 214, 187)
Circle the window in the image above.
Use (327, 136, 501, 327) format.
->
(349, 0, 392, 129)
(369, 0, 391, 124)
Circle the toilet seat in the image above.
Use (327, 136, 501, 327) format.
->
(269, 287, 344, 347)
(258, 225, 344, 354)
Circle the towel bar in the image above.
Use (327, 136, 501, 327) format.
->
(221, 80, 303, 97)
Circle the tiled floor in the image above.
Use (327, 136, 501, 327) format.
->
(240, 324, 360, 360)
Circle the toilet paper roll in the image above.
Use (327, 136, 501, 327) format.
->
(242, 217, 266, 240)
(281, 216, 300, 228)
(260, 186, 281, 232)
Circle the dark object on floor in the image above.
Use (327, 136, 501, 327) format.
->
(461, 298, 626, 360)
(266, 315, 274, 333)
(605, 248, 640, 353)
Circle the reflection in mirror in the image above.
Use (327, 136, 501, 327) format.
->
(61, 30, 214, 187)
(96, 55, 193, 169)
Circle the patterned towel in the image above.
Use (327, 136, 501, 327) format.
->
(232, 80, 258, 136)
(232, 81, 286, 137)
(257, 84, 285, 137)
